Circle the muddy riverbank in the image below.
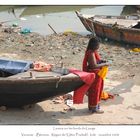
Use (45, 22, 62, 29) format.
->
(0, 24, 140, 124)
(0, 24, 139, 82)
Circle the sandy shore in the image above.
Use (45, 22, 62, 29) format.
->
(0, 79, 139, 124)
(0, 24, 140, 124)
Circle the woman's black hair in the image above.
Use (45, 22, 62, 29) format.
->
(86, 37, 99, 51)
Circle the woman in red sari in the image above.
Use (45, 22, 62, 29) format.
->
(83, 37, 109, 113)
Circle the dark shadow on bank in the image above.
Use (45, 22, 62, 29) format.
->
(0, 104, 60, 125)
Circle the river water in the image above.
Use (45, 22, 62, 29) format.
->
(0, 5, 136, 35)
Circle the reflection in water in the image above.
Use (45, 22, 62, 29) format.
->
(1, 5, 139, 18)
(0, 5, 95, 17)
(0, 5, 17, 12)
(121, 5, 140, 15)
(0, 5, 23, 13)
(19, 6, 95, 17)
(8, 8, 17, 18)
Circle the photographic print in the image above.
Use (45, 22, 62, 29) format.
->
(0, 4, 140, 139)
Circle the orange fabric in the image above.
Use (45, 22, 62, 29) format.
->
(33, 61, 53, 72)
(101, 91, 114, 100)
(97, 66, 108, 80)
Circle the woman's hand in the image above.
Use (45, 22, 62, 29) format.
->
(104, 62, 110, 66)
(98, 60, 107, 64)
(101, 60, 107, 63)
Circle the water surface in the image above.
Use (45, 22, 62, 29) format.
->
(0, 5, 135, 35)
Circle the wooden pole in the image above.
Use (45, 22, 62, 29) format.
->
(48, 24, 57, 34)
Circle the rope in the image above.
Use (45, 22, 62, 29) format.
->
(55, 76, 62, 88)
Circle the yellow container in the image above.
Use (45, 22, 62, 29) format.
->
(131, 48, 140, 52)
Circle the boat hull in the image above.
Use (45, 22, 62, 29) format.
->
(0, 74, 84, 107)
(76, 11, 140, 45)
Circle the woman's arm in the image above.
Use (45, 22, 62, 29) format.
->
(88, 52, 109, 69)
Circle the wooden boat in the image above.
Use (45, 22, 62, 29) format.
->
(0, 58, 84, 107)
(19, 6, 94, 17)
(76, 11, 140, 45)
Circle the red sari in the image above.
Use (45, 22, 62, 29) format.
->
(82, 50, 104, 107)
